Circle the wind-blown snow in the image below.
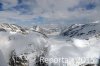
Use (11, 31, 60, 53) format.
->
(0, 50, 8, 66)
(47, 36, 100, 66)
(0, 31, 48, 66)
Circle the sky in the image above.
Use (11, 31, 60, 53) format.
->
(0, 0, 100, 26)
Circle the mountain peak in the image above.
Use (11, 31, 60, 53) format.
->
(61, 22, 100, 39)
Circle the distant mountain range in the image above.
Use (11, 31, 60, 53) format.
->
(1, 22, 100, 39)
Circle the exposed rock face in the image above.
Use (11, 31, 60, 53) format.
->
(9, 50, 29, 66)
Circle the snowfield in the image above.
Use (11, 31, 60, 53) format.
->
(0, 23, 100, 66)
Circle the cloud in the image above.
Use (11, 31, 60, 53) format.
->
(0, 0, 100, 25)
(73, 38, 90, 48)
(68, 0, 100, 11)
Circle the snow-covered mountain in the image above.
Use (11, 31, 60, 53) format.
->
(0, 23, 28, 34)
(30, 24, 61, 35)
(0, 22, 100, 66)
(61, 22, 100, 39)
